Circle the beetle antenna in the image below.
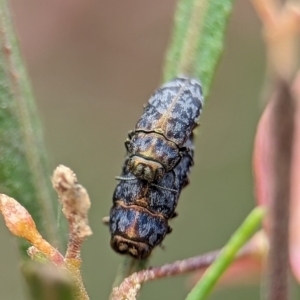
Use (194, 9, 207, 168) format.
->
(150, 183, 178, 193)
(115, 176, 136, 181)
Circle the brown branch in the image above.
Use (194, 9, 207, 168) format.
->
(111, 251, 220, 300)
(265, 78, 295, 300)
(52, 165, 92, 262)
(252, 1, 300, 299)
(52, 165, 92, 300)
(111, 234, 267, 300)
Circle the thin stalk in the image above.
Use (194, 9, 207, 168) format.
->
(185, 206, 265, 300)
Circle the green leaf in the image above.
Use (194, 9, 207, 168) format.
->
(163, 0, 195, 82)
(164, 0, 235, 99)
(0, 0, 65, 256)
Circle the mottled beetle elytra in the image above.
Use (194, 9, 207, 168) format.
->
(125, 76, 203, 183)
(107, 75, 202, 259)
(109, 204, 169, 259)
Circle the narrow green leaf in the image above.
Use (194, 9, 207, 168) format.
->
(163, 0, 195, 80)
(164, 0, 235, 99)
(185, 207, 265, 300)
(0, 0, 65, 256)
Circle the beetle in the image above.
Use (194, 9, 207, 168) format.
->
(108, 136, 194, 259)
(125, 76, 202, 183)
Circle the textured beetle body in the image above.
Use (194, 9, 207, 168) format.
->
(126, 76, 202, 182)
(109, 204, 168, 259)
(135, 77, 202, 144)
(109, 136, 194, 259)
(126, 132, 181, 182)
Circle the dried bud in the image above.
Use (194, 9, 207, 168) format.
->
(0, 194, 64, 265)
(0, 194, 37, 240)
(52, 165, 92, 239)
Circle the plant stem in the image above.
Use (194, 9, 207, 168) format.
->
(185, 206, 265, 300)
(164, 0, 235, 99)
(111, 256, 148, 291)
(265, 78, 294, 300)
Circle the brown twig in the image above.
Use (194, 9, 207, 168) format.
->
(252, 1, 300, 299)
(265, 78, 295, 300)
(111, 233, 267, 300)
(52, 165, 92, 300)
(52, 165, 92, 263)
(111, 251, 220, 300)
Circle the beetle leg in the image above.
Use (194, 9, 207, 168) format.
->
(167, 226, 173, 234)
(124, 139, 131, 152)
(102, 216, 110, 225)
(193, 121, 200, 129)
(179, 146, 189, 153)
(170, 211, 178, 219)
(127, 130, 135, 139)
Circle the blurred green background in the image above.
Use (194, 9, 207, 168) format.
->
(0, 1, 270, 299)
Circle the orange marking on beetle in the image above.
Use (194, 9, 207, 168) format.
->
(154, 79, 189, 133)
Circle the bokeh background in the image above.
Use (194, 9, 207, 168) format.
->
(0, 1, 271, 299)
